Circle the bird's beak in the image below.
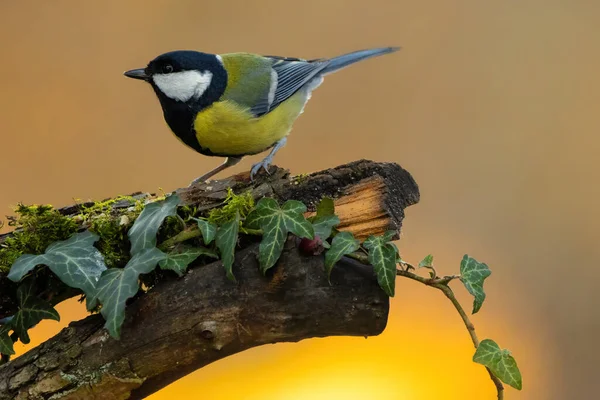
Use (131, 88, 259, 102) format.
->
(124, 68, 149, 81)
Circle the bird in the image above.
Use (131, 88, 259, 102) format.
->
(124, 47, 400, 184)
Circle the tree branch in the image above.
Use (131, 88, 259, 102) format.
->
(0, 160, 420, 399)
(0, 159, 419, 321)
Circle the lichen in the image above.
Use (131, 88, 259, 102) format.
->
(207, 188, 254, 225)
(0, 204, 78, 273)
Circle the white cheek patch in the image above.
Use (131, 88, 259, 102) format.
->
(153, 70, 213, 102)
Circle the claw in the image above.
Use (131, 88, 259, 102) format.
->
(249, 137, 287, 182)
(250, 158, 272, 181)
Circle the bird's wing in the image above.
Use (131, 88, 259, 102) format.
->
(219, 53, 329, 117)
(219, 53, 274, 116)
(262, 56, 329, 114)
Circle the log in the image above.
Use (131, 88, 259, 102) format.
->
(0, 160, 420, 399)
(0, 160, 419, 321)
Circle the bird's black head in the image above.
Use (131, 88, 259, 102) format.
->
(124, 50, 228, 154)
(124, 50, 227, 109)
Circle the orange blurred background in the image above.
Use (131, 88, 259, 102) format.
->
(2, 1, 599, 398)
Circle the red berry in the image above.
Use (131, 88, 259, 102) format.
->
(299, 235, 324, 255)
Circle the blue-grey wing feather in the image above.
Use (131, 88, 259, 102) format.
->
(249, 48, 399, 116)
(250, 57, 329, 116)
(270, 59, 329, 110)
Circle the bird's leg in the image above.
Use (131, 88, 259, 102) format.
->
(250, 137, 287, 181)
(190, 156, 242, 186)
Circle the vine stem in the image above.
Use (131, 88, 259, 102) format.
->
(348, 252, 504, 399)
(159, 224, 263, 251)
(159, 227, 202, 250)
(397, 269, 505, 399)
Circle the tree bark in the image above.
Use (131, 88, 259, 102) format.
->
(0, 160, 420, 399)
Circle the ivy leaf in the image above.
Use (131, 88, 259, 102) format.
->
(418, 254, 434, 268)
(128, 194, 179, 255)
(315, 197, 335, 218)
(364, 235, 397, 297)
(418, 254, 435, 277)
(312, 215, 340, 241)
(159, 247, 217, 277)
(324, 232, 359, 279)
(196, 219, 217, 245)
(281, 201, 313, 238)
(246, 198, 314, 274)
(245, 197, 279, 229)
(215, 212, 239, 282)
(12, 283, 60, 344)
(0, 326, 15, 356)
(8, 232, 107, 309)
(389, 242, 403, 263)
(381, 230, 396, 243)
(473, 339, 522, 390)
(259, 213, 287, 274)
(95, 247, 166, 338)
(460, 255, 491, 314)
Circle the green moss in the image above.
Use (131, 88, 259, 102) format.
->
(0, 204, 78, 273)
(81, 196, 146, 268)
(292, 173, 310, 185)
(88, 214, 130, 268)
(207, 188, 254, 225)
(0, 190, 256, 274)
(79, 195, 140, 217)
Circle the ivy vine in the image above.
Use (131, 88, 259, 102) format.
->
(0, 191, 522, 397)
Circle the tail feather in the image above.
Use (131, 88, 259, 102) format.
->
(320, 47, 400, 75)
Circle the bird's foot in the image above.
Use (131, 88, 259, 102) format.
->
(188, 176, 205, 187)
(250, 157, 273, 181)
(188, 157, 243, 187)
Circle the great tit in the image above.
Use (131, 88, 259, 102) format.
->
(124, 47, 399, 183)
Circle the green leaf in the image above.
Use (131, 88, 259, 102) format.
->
(246, 198, 314, 274)
(364, 235, 397, 297)
(282, 199, 307, 215)
(128, 194, 179, 255)
(283, 212, 314, 239)
(196, 219, 217, 245)
(0, 326, 15, 356)
(159, 247, 217, 276)
(315, 197, 335, 218)
(11, 283, 60, 344)
(245, 198, 279, 229)
(381, 230, 396, 243)
(324, 232, 359, 278)
(259, 215, 287, 274)
(8, 231, 107, 310)
(418, 254, 436, 277)
(215, 212, 239, 281)
(389, 242, 403, 263)
(312, 215, 340, 241)
(418, 254, 434, 268)
(95, 247, 166, 338)
(460, 255, 491, 314)
(362, 235, 379, 251)
(473, 339, 522, 390)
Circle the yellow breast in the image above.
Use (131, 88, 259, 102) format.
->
(193, 91, 307, 156)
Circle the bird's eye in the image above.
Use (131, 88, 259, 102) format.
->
(162, 64, 174, 73)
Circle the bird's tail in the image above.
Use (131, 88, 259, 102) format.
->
(320, 47, 400, 75)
